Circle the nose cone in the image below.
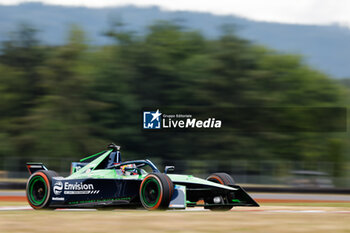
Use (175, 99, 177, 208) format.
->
(167, 174, 237, 191)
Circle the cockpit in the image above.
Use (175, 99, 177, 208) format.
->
(70, 143, 160, 175)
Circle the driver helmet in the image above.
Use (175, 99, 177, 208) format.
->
(121, 164, 138, 175)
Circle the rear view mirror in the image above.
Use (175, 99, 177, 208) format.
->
(164, 166, 175, 174)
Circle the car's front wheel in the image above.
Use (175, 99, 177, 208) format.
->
(206, 172, 235, 211)
(139, 173, 173, 210)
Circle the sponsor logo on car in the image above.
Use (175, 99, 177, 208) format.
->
(53, 181, 100, 195)
(64, 182, 100, 195)
(53, 181, 63, 195)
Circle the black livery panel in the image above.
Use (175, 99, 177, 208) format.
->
(50, 178, 142, 208)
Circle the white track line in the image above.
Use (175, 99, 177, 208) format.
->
(0, 206, 32, 211)
(55, 208, 98, 211)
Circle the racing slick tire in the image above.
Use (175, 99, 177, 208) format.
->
(206, 173, 235, 211)
(26, 170, 59, 209)
(139, 173, 174, 210)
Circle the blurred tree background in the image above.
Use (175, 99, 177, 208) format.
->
(0, 22, 348, 182)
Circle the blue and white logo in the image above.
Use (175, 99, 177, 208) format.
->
(143, 109, 162, 129)
(53, 181, 63, 195)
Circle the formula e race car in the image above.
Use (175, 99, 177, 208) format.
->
(26, 144, 259, 210)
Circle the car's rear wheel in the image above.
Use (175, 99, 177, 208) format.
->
(139, 173, 173, 210)
(26, 170, 58, 209)
(206, 173, 235, 211)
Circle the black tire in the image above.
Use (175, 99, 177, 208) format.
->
(139, 173, 173, 210)
(207, 173, 235, 186)
(206, 173, 235, 211)
(26, 170, 59, 209)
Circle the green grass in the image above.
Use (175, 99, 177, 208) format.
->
(0, 207, 349, 233)
(0, 201, 28, 206)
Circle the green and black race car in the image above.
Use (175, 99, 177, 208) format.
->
(26, 144, 259, 210)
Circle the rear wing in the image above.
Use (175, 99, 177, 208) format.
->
(26, 163, 48, 175)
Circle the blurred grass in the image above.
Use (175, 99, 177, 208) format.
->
(261, 202, 350, 207)
(0, 201, 28, 206)
(0, 207, 349, 233)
